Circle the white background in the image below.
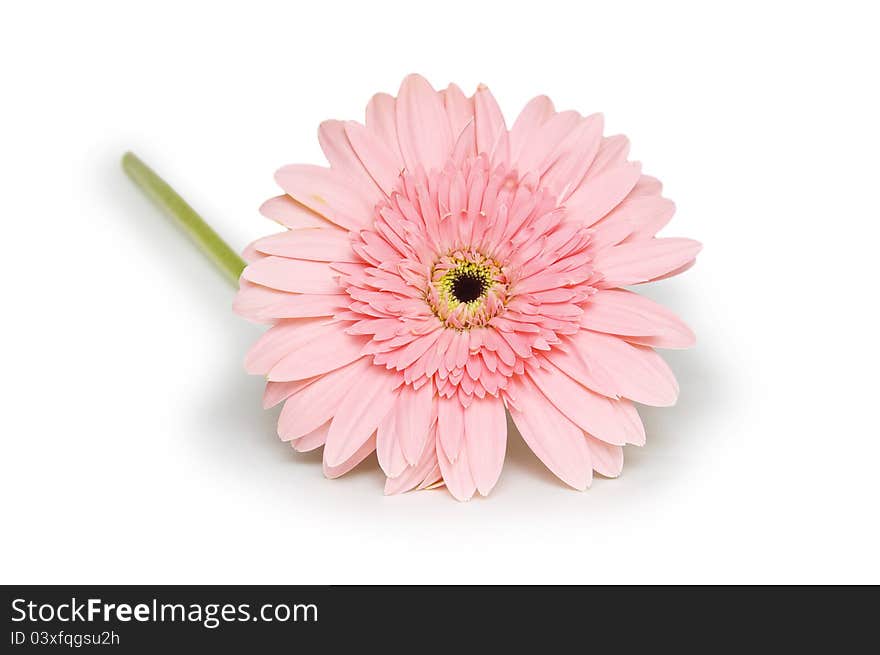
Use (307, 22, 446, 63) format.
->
(2, 1, 878, 584)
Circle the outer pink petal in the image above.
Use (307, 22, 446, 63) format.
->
(589, 196, 676, 250)
(395, 382, 434, 465)
(259, 195, 339, 230)
(318, 119, 382, 199)
(384, 428, 440, 495)
(474, 84, 506, 157)
(275, 164, 376, 230)
(515, 110, 581, 176)
(443, 83, 475, 149)
(464, 395, 507, 496)
(269, 330, 369, 382)
(241, 243, 263, 265)
(418, 464, 443, 490)
(292, 421, 329, 452)
(541, 114, 604, 201)
(574, 330, 679, 407)
(542, 344, 620, 400)
(263, 379, 313, 409)
(241, 256, 343, 295)
(509, 95, 554, 162)
(324, 366, 401, 467)
(244, 318, 328, 375)
(507, 377, 592, 490)
(616, 399, 646, 446)
(565, 162, 642, 227)
(586, 436, 624, 477)
(323, 434, 376, 479)
(584, 135, 631, 180)
(580, 289, 695, 349)
(396, 74, 453, 173)
(528, 361, 641, 446)
(376, 410, 407, 478)
(630, 174, 663, 198)
(343, 121, 401, 196)
(251, 229, 358, 262)
(276, 357, 371, 441)
(437, 430, 477, 501)
(648, 258, 696, 283)
(234, 281, 346, 323)
(436, 394, 465, 462)
(365, 92, 404, 168)
(593, 238, 702, 288)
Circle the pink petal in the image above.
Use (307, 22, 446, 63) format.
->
(377, 409, 407, 478)
(241, 256, 343, 294)
(593, 238, 702, 288)
(589, 196, 676, 250)
(277, 357, 371, 441)
(585, 135, 631, 179)
(528, 361, 642, 446)
(566, 162, 642, 227)
(259, 195, 338, 230)
(649, 258, 697, 283)
(509, 95, 554, 161)
(507, 377, 592, 490)
(543, 344, 620, 400)
(437, 430, 477, 501)
(463, 395, 507, 496)
(244, 318, 328, 375)
(580, 289, 695, 349)
(269, 329, 369, 382)
(541, 114, 604, 201)
(292, 421, 329, 452)
(365, 92, 404, 168)
(251, 228, 358, 262)
(630, 174, 663, 198)
(275, 164, 376, 230)
(474, 84, 506, 157)
(437, 394, 465, 462)
(234, 281, 346, 323)
(264, 379, 313, 409)
(443, 83, 475, 150)
(384, 429, 440, 495)
(395, 382, 434, 465)
(318, 119, 382, 198)
(324, 366, 401, 467)
(418, 464, 443, 490)
(516, 110, 582, 175)
(344, 121, 401, 196)
(323, 434, 376, 479)
(241, 243, 263, 265)
(574, 330, 679, 407)
(396, 74, 452, 173)
(586, 436, 624, 477)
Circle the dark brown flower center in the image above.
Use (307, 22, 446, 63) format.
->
(450, 271, 488, 303)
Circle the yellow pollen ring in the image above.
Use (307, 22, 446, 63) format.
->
(427, 254, 508, 330)
(439, 262, 493, 307)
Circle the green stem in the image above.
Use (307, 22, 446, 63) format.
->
(121, 152, 245, 287)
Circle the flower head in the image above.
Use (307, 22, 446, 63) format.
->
(235, 74, 701, 500)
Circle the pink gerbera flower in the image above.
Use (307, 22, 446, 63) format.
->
(234, 74, 701, 500)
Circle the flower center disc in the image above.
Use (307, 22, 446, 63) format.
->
(449, 268, 489, 303)
(427, 253, 508, 330)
